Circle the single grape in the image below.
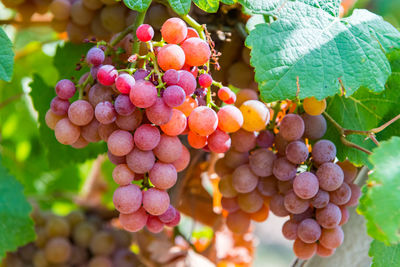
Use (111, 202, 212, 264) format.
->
(172, 144, 190, 172)
(188, 130, 207, 149)
(45, 109, 64, 130)
(89, 231, 116, 256)
(133, 69, 150, 81)
(161, 17, 187, 44)
(126, 148, 155, 174)
(70, 0, 95, 26)
(100, 4, 126, 33)
(231, 129, 256, 152)
(221, 197, 240, 212)
(88, 256, 112, 267)
(198, 73, 212, 88)
(257, 176, 278, 197)
(278, 179, 294, 195)
(112, 164, 134, 186)
(293, 238, 317, 260)
(160, 109, 187, 136)
(256, 130, 275, 148)
(45, 216, 70, 238)
(54, 118, 80, 145)
(107, 130, 134, 157)
(87, 47, 105, 66)
(249, 148, 277, 177)
(279, 114, 305, 141)
(224, 149, 249, 168)
(250, 204, 269, 222)
(163, 85, 186, 107)
(81, 119, 101, 142)
(303, 96, 326, 116)
(316, 162, 344, 191)
(55, 79, 76, 99)
(330, 183, 351, 205)
(44, 237, 71, 264)
(136, 24, 154, 42)
(153, 134, 182, 163)
(345, 183, 361, 207)
(217, 105, 244, 133)
(235, 89, 258, 107)
(284, 190, 310, 214)
(113, 184, 142, 214)
(282, 219, 298, 240)
(71, 135, 88, 148)
(188, 106, 218, 136)
(269, 194, 290, 217)
(312, 139, 336, 165)
(293, 172, 319, 199)
(119, 207, 148, 232)
(297, 218, 321, 243)
(184, 27, 200, 41)
(272, 157, 297, 181)
(316, 203, 342, 229)
(98, 123, 118, 141)
(301, 113, 327, 140)
(146, 216, 164, 233)
(72, 221, 96, 247)
(224, 91, 237, 104)
(95, 101, 116, 124)
(88, 83, 113, 106)
(83, 0, 103, 10)
(219, 174, 238, 198)
(163, 69, 179, 85)
(146, 97, 173, 126)
(115, 73, 136, 94)
(134, 124, 161, 151)
(157, 44, 185, 71)
(337, 160, 358, 183)
(158, 205, 177, 223)
(176, 70, 197, 96)
(226, 210, 251, 234)
(165, 210, 181, 227)
(240, 100, 270, 132)
(97, 65, 118, 86)
(319, 226, 344, 249)
(286, 141, 309, 164)
(129, 80, 157, 108)
(116, 109, 143, 131)
(149, 162, 177, 190)
(67, 100, 94, 126)
(311, 189, 330, 208)
(316, 244, 335, 258)
(181, 37, 211, 66)
(49, 0, 71, 20)
(51, 96, 70, 116)
(339, 206, 349, 226)
(218, 87, 232, 102)
(142, 188, 170, 216)
(237, 190, 264, 213)
(232, 164, 259, 194)
(114, 94, 135, 116)
(175, 96, 198, 117)
(208, 129, 231, 153)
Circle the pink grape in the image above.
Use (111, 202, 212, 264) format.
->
(221, 197, 240, 212)
(162, 69, 179, 85)
(158, 205, 177, 223)
(160, 109, 187, 136)
(157, 44, 185, 71)
(232, 164, 259, 193)
(293, 239, 317, 260)
(134, 124, 161, 151)
(149, 162, 177, 190)
(172, 145, 190, 172)
(86, 47, 105, 66)
(146, 216, 164, 233)
(284, 190, 310, 214)
(55, 79, 76, 99)
(231, 129, 256, 152)
(312, 140, 336, 165)
(176, 70, 196, 96)
(161, 17, 187, 44)
(126, 148, 155, 174)
(301, 113, 327, 140)
(98, 123, 118, 141)
(54, 118, 80, 145)
(181, 37, 211, 66)
(145, 97, 173, 126)
(279, 114, 305, 141)
(316, 162, 344, 191)
(119, 207, 148, 232)
(153, 134, 182, 163)
(45, 109, 64, 130)
(273, 157, 297, 181)
(282, 219, 298, 240)
(133, 69, 150, 80)
(107, 130, 134, 156)
(256, 130, 275, 148)
(97, 65, 118, 86)
(198, 73, 212, 88)
(71, 136, 88, 149)
(95, 101, 116, 124)
(188, 106, 218, 136)
(51, 96, 70, 116)
(224, 149, 249, 169)
(293, 172, 319, 199)
(285, 141, 309, 164)
(163, 85, 186, 107)
(112, 164, 135, 185)
(257, 176, 278, 197)
(115, 73, 135, 94)
(107, 151, 126, 165)
(311, 189, 330, 208)
(88, 83, 113, 106)
(165, 211, 181, 227)
(142, 188, 170, 216)
(136, 24, 154, 42)
(116, 109, 143, 131)
(226, 210, 250, 234)
(330, 183, 351, 205)
(67, 100, 94, 126)
(297, 218, 321, 243)
(129, 80, 157, 108)
(339, 206, 349, 226)
(207, 129, 231, 153)
(114, 94, 135, 116)
(113, 184, 142, 214)
(316, 203, 342, 229)
(249, 148, 276, 177)
(345, 183, 361, 207)
(90, 65, 101, 80)
(319, 227, 344, 249)
(81, 119, 101, 142)
(269, 194, 290, 217)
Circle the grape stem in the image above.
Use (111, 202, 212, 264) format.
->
(181, 14, 206, 41)
(323, 112, 373, 155)
(0, 92, 24, 110)
(270, 102, 282, 130)
(147, 42, 165, 90)
(78, 74, 93, 99)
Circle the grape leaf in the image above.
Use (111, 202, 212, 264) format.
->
(29, 74, 107, 170)
(168, 0, 191, 15)
(0, 28, 14, 82)
(358, 137, 400, 244)
(324, 50, 400, 167)
(246, 1, 400, 102)
(369, 240, 400, 267)
(123, 0, 152, 12)
(192, 0, 220, 13)
(0, 157, 35, 260)
(220, 0, 236, 4)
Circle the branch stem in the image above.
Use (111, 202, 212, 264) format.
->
(0, 92, 24, 109)
(181, 14, 206, 40)
(131, 9, 148, 56)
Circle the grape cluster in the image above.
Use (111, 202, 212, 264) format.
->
(216, 94, 361, 259)
(1, 0, 52, 21)
(2, 209, 140, 267)
(45, 17, 252, 233)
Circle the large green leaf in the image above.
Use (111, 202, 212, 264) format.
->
(0, 28, 14, 82)
(246, 1, 400, 102)
(0, 157, 35, 260)
(168, 0, 191, 15)
(358, 137, 400, 244)
(324, 50, 400, 167)
(192, 0, 220, 13)
(369, 240, 400, 267)
(123, 0, 152, 12)
(29, 74, 106, 169)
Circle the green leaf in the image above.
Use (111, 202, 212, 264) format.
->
(192, 0, 220, 13)
(246, 2, 400, 102)
(53, 42, 91, 80)
(123, 0, 152, 12)
(369, 240, 400, 267)
(0, 157, 35, 260)
(358, 137, 400, 244)
(168, 0, 191, 15)
(0, 28, 14, 82)
(221, 0, 236, 4)
(246, 15, 267, 32)
(324, 50, 400, 167)
(29, 74, 107, 169)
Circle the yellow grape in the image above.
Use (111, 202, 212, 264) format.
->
(239, 100, 270, 132)
(303, 96, 326, 116)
